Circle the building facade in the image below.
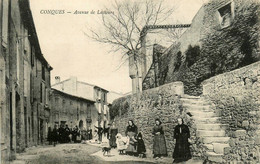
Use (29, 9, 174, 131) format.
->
(49, 89, 96, 131)
(0, 0, 52, 163)
(51, 76, 111, 129)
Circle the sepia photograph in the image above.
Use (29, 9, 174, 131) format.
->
(0, 0, 259, 163)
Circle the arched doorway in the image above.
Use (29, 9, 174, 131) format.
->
(79, 120, 83, 130)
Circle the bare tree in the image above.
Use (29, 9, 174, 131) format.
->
(85, 0, 179, 93)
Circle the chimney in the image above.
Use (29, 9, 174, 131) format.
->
(55, 76, 60, 83)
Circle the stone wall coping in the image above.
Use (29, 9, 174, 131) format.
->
(201, 61, 260, 86)
(129, 81, 183, 97)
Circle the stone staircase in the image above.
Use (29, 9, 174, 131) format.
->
(181, 94, 230, 163)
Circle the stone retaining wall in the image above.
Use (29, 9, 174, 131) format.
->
(202, 61, 260, 163)
(111, 82, 204, 158)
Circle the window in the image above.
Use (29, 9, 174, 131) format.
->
(24, 60, 28, 97)
(43, 84, 45, 103)
(87, 104, 91, 118)
(40, 83, 42, 103)
(40, 83, 45, 103)
(217, 2, 234, 28)
(42, 65, 45, 81)
(104, 105, 107, 115)
(103, 93, 106, 103)
(35, 59, 38, 77)
(2, 0, 8, 47)
(31, 47, 35, 67)
(16, 40, 20, 81)
(95, 89, 99, 100)
(98, 103, 101, 113)
(45, 88, 49, 105)
(30, 74, 33, 102)
(77, 108, 79, 120)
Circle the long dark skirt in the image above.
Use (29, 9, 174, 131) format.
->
(172, 138, 191, 161)
(153, 134, 167, 157)
(126, 132, 137, 154)
(110, 129, 118, 148)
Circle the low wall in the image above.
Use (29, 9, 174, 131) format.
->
(111, 82, 204, 158)
(202, 61, 260, 163)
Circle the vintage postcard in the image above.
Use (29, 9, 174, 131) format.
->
(0, 0, 259, 163)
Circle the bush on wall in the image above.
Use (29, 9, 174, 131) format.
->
(185, 45, 201, 67)
(110, 96, 130, 120)
(164, 2, 259, 96)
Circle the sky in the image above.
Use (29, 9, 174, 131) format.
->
(30, 0, 206, 94)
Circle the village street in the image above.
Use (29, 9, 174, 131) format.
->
(1, 0, 259, 163)
(10, 143, 204, 164)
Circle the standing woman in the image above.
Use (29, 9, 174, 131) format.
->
(109, 121, 118, 148)
(172, 118, 191, 163)
(125, 120, 138, 156)
(152, 119, 167, 160)
(47, 127, 52, 145)
(52, 124, 59, 147)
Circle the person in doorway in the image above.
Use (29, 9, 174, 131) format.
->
(109, 121, 118, 148)
(172, 118, 191, 163)
(103, 124, 110, 139)
(58, 125, 65, 143)
(125, 120, 138, 156)
(72, 126, 79, 143)
(52, 124, 59, 147)
(47, 127, 52, 145)
(88, 129, 93, 140)
(64, 124, 71, 143)
(152, 119, 167, 160)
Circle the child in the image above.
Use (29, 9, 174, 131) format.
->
(136, 132, 146, 158)
(116, 133, 128, 155)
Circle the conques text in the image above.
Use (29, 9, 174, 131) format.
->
(39, 10, 114, 15)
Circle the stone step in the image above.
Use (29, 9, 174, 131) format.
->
(189, 111, 217, 117)
(196, 124, 228, 130)
(197, 130, 226, 137)
(206, 151, 223, 156)
(182, 95, 201, 99)
(204, 144, 214, 151)
(181, 98, 210, 105)
(183, 104, 212, 110)
(187, 110, 213, 115)
(193, 117, 221, 123)
(202, 137, 230, 144)
(212, 143, 230, 154)
(206, 151, 224, 163)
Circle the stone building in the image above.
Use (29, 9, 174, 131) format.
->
(51, 76, 119, 129)
(0, 0, 52, 163)
(49, 89, 96, 131)
(130, 0, 260, 95)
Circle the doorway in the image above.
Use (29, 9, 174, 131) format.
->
(79, 120, 83, 130)
(24, 107, 27, 147)
(9, 93, 13, 150)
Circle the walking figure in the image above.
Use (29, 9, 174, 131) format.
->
(152, 118, 167, 160)
(172, 118, 192, 163)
